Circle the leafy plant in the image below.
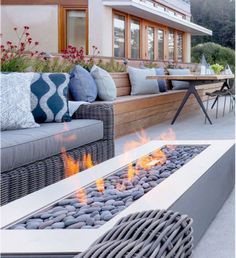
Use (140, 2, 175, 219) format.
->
(31, 56, 74, 73)
(191, 42, 235, 72)
(210, 63, 224, 74)
(1, 26, 39, 72)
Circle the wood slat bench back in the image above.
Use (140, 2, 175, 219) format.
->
(95, 73, 222, 138)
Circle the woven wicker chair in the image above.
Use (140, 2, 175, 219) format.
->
(75, 209, 193, 258)
(0, 104, 114, 205)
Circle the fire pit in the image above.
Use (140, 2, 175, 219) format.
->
(1, 140, 234, 256)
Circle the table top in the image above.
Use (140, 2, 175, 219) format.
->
(147, 74, 235, 81)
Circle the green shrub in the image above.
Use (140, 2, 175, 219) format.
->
(31, 57, 74, 73)
(192, 42, 235, 72)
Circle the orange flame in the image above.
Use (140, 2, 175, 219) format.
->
(124, 129, 150, 153)
(116, 182, 126, 191)
(83, 153, 93, 169)
(153, 149, 167, 165)
(54, 123, 77, 142)
(127, 163, 136, 181)
(159, 128, 176, 141)
(96, 178, 105, 193)
(77, 188, 87, 204)
(61, 147, 79, 177)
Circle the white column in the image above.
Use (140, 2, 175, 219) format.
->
(88, 0, 113, 57)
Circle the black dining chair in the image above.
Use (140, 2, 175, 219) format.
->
(205, 80, 235, 123)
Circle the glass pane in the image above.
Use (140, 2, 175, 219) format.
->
(130, 19, 140, 59)
(177, 32, 183, 62)
(114, 15, 125, 58)
(67, 10, 86, 50)
(168, 29, 174, 61)
(148, 27, 154, 60)
(158, 29, 164, 61)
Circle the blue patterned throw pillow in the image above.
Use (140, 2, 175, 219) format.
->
(31, 73, 71, 123)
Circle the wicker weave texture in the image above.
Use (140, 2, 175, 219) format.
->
(76, 210, 193, 258)
(1, 104, 114, 206)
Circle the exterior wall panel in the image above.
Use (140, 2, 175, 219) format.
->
(1, 5, 59, 53)
(88, 0, 113, 56)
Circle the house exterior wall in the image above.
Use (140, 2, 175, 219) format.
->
(1, 1, 195, 63)
(88, 0, 113, 56)
(1, 5, 59, 53)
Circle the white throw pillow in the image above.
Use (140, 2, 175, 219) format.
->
(0, 73, 39, 130)
(90, 65, 117, 101)
(128, 67, 160, 95)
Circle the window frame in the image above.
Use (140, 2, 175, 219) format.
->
(112, 10, 186, 63)
(129, 17, 142, 60)
(59, 5, 88, 54)
(112, 11, 128, 59)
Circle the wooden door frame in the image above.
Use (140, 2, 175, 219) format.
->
(59, 5, 88, 54)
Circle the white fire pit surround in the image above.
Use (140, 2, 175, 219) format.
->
(1, 140, 235, 256)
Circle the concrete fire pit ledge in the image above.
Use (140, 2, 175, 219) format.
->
(0, 140, 235, 256)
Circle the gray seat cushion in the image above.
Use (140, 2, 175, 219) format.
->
(1, 119, 104, 172)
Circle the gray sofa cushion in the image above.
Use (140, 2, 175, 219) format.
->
(167, 69, 191, 90)
(1, 120, 103, 172)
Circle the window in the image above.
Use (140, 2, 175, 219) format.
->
(158, 29, 164, 61)
(147, 26, 154, 60)
(130, 19, 140, 59)
(168, 29, 174, 61)
(114, 14, 126, 58)
(177, 32, 183, 62)
(66, 10, 86, 50)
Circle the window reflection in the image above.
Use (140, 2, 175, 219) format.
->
(148, 27, 154, 60)
(67, 10, 86, 50)
(168, 29, 174, 61)
(177, 32, 183, 62)
(130, 19, 140, 59)
(114, 14, 125, 58)
(158, 29, 164, 61)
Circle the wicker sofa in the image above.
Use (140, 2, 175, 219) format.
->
(1, 103, 114, 206)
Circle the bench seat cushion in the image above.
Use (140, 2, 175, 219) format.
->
(1, 120, 104, 172)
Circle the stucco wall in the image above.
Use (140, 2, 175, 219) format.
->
(1, 5, 58, 53)
(88, 0, 113, 56)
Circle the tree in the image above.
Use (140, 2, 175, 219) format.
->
(191, 0, 235, 49)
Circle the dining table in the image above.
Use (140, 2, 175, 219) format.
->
(147, 74, 235, 125)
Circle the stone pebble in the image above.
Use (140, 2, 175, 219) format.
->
(11, 145, 205, 230)
(67, 222, 86, 229)
(52, 222, 65, 229)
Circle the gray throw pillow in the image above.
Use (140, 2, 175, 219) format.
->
(90, 65, 117, 101)
(69, 65, 97, 102)
(167, 69, 191, 90)
(128, 67, 159, 95)
(0, 73, 39, 131)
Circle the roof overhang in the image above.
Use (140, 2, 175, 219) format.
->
(103, 0, 212, 36)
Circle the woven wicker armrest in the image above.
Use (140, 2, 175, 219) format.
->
(73, 104, 114, 141)
(75, 209, 194, 258)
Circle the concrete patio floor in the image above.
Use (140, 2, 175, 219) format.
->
(115, 98, 235, 258)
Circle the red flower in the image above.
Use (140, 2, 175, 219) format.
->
(24, 26, 30, 30)
(26, 32, 30, 37)
(35, 41, 39, 45)
(1, 45, 4, 48)
(7, 41, 12, 45)
(14, 27, 17, 31)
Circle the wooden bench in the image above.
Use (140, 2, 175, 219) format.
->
(98, 73, 222, 138)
